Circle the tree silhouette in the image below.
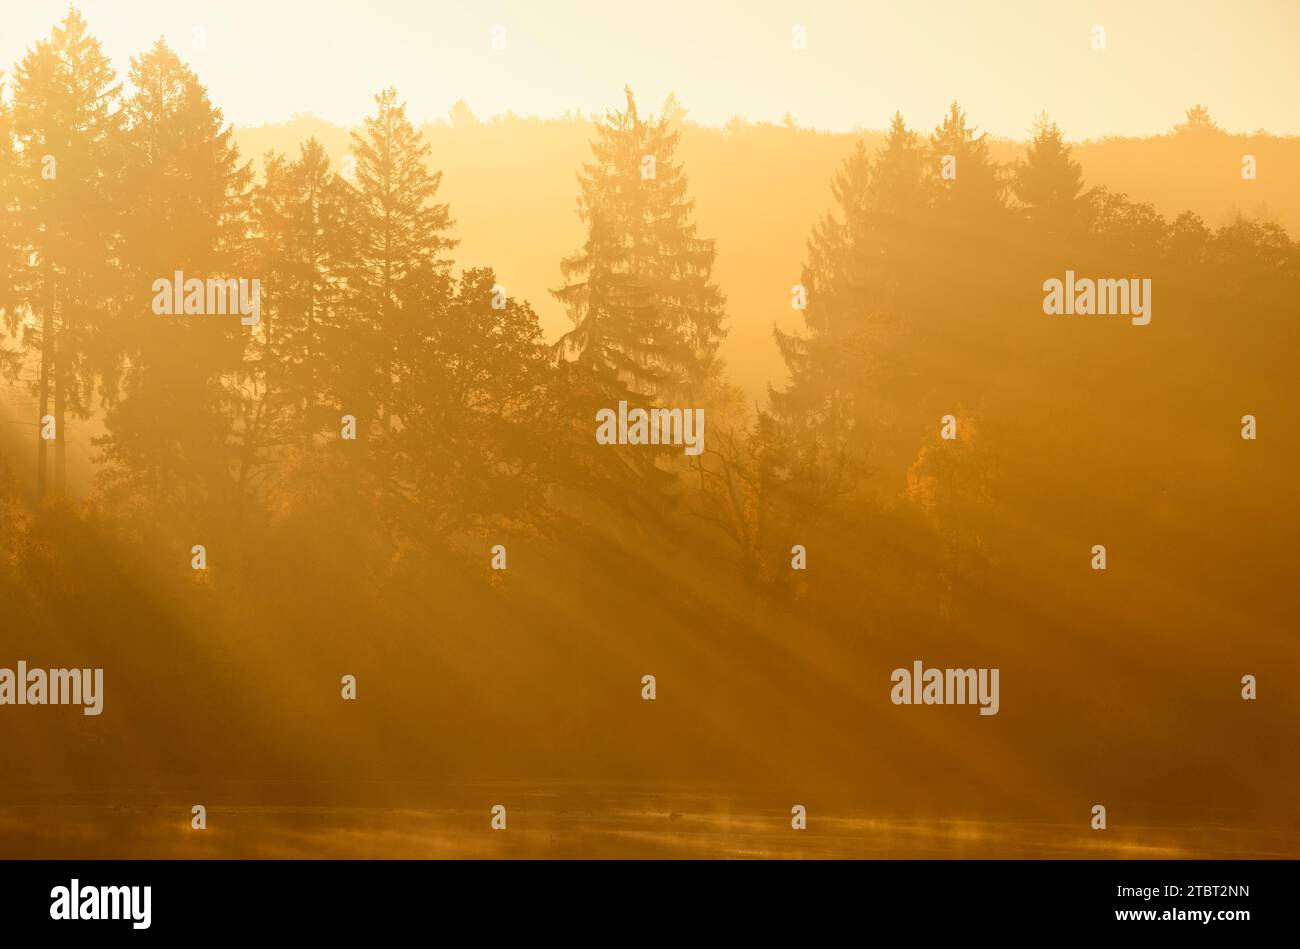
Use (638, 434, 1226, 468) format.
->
(929, 102, 1005, 221)
(343, 87, 456, 436)
(8, 9, 122, 496)
(771, 112, 936, 498)
(1175, 104, 1219, 133)
(554, 87, 726, 400)
(0, 70, 20, 378)
(1, 10, 1298, 850)
(248, 138, 353, 446)
(1013, 114, 1091, 239)
(98, 38, 251, 523)
(391, 268, 559, 541)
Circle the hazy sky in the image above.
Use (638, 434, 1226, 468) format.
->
(4, 0, 1298, 138)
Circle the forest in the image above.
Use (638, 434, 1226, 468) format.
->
(1, 10, 1296, 856)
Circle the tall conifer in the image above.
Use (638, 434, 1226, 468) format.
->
(344, 87, 455, 434)
(102, 39, 250, 514)
(554, 87, 726, 400)
(8, 10, 122, 495)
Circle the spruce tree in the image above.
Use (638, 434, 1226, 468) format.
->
(102, 38, 251, 515)
(554, 87, 726, 400)
(1013, 114, 1090, 238)
(923, 102, 1014, 410)
(771, 114, 932, 495)
(249, 138, 353, 443)
(771, 138, 870, 459)
(929, 102, 1004, 223)
(0, 71, 18, 373)
(8, 9, 123, 496)
(343, 87, 455, 435)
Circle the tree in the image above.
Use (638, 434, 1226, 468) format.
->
(905, 412, 997, 615)
(1175, 104, 1219, 134)
(99, 39, 251, 521)
(7, 9, 123, 496)
(924, 103, 1015, 406)
(448, 100, 479, 127)
(770, 137, 871, 500)
(248, 138, 353, 445)
(854, 112, 931, 321)
(929, 102, 1005, 222)
(661, 92, 688, 126)
(687, 396, 797, 586)
(553, 87, 726, 400)
(0, 71, 21, 377)
(342, 87, 456, 435)
(771, 113, 933, 498)
(1012, 113, 1091, 238)
(391, 268, 559, 540)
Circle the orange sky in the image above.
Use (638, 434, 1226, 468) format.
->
(4, 0, 1299, 139)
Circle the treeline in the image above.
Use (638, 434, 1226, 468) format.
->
(1, 10, 1297, 818)
(0, 16, 725, 544)
(236, 100, 1300, 405)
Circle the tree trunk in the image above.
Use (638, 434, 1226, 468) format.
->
(36, 333, 49, 500)
(36, 274, 54, 499)
(54, 310, 66, 493)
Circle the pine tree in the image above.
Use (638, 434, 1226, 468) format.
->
(923, 102, 1015, 389)
(1013, 114, 1090, 237)
(343, 87, 456, 435)
(1175, 104, 1219, 134)
(553, 87, 726, 400)
(0, 71, 19, 375)
(771, 138, 870, 462)
(448, 100, 478, 127)
(101, 39, 251, 516)
(661, 92, 688, 126)
(771, 114, 933, 496)
(8, 9, 123, 496)
(929, 102, 1004, 222)
(249, 138, 353, 443)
